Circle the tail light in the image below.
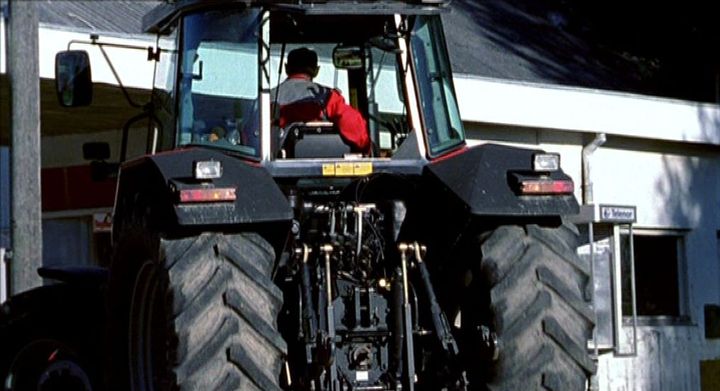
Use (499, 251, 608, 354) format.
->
(519, 179, 574, 195)
(178, 187, 236, 203)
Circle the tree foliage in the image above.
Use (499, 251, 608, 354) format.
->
(567, 0, 720, 102)
(448, 0, 720, 102)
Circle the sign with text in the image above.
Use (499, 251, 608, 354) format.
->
(93, 212, 113, 233)
(598, 205, 636, 223)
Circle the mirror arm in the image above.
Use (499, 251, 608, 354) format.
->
(67, 36, 160, 59)
(119, 105, 162, 163)
(96, 44, 144, 109)
(67, 35, 159, 109)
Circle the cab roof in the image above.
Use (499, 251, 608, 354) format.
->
(143, 0, 449, 34)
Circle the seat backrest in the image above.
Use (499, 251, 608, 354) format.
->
(277, 122, 349, 159)
(294, 133, 350, 158)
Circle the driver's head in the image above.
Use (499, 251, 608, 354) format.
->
(286, 47, 320, 78)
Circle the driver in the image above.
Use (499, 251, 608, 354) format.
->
(271, 47, 370, 154)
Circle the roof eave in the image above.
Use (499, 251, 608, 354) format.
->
(142, 0, 252, 34)
(142, 0, 448, 34)
(271, 2, 448, 15)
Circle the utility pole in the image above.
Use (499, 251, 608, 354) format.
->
(7, 0, 42, 294)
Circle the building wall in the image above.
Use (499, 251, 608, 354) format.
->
(39, 128, 146, 267)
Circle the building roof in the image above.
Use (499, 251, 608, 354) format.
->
(442, 1, 644, 93)
(36, 0, 157, 36)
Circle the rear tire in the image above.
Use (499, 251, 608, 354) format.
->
(464, 223, 596, 390)
(115, 232, 286, 390)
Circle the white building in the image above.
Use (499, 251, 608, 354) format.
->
(1, 1, 719, 389)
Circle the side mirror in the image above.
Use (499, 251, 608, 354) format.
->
(332, 46, 364, 70)
(55, 50, 93, 107)
(82, 142, 110, 161)
(83, 142, 117, 181)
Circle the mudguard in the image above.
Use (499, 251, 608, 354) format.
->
(113, 148, 292, 237)
(423, 144, 579, 217)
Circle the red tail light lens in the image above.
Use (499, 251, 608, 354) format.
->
(519, 179, 574, 195)
(178, 187, 236, 203)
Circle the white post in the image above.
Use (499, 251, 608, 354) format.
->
(8, 0, 43, 294)
(1, 247, 7, 304)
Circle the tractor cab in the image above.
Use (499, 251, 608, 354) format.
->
(146, 1, 465, 170)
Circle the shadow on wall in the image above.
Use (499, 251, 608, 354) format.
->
(444, 0, 645, 92)
(656, 108, 720, 230)
(641, 109, 720, 389)
(604, 326, 704, 390)
(582, 104, 719, 390)
(655, 152, 713, 229)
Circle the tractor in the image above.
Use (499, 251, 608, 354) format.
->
(1, 1, 595, 390)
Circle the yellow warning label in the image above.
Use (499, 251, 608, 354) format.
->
(321, 162, 373, 177)
(322, 164, 336, 176)
(353, 162, 373, 176)
(335, 163, 355, 176)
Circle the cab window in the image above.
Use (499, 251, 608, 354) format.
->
(177, 8, 261, 159)
(411, 15, 465, 157)
(267, 13, 415, 159)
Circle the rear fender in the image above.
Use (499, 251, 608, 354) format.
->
(112, 149, 292, 239)
(423, 144, 579, 217)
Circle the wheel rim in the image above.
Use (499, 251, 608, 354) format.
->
(37, 359, 93, 391)
(5, 340, 92, 391)
(129, 261, 168, 391)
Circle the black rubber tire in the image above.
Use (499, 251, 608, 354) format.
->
(116, 232, 286, 390)
(0, 285, 103, 391)
(466, 223, 596, 391)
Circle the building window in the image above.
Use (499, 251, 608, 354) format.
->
(42, 217, 93, 268)
(621, 230, 687, 318)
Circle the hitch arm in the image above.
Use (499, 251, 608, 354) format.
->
(411, 243, 459, 356)
(398, 243, 417, 391)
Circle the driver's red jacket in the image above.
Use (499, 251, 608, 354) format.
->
(272, 74, 371, 154)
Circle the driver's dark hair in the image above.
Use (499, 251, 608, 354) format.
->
(286, 47, 318, 75)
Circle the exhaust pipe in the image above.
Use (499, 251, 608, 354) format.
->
(582, 133, 607, 204)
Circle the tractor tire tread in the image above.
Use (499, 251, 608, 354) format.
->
(157, 232, 285, 390)
(477, 222, 595, 390)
